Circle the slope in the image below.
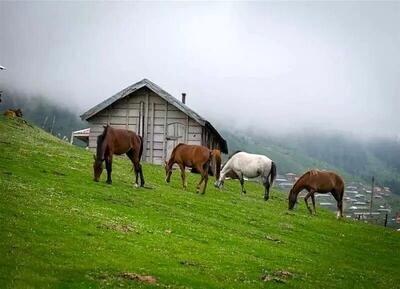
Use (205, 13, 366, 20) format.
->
(0, 116, 399, 289)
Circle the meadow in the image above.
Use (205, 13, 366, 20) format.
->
(0, 116, 399, 289)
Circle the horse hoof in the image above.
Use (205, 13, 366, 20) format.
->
(106, 180, 112, 185)
(134, 183, 139, 188)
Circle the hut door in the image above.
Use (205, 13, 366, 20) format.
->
(166, 122, 186, 159)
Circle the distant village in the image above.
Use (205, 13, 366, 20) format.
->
(275, 173, 397, 227)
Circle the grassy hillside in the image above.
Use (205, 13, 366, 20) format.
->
(0, 117, 399, 289)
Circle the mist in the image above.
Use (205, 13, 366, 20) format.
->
(1, 1, 399, 138)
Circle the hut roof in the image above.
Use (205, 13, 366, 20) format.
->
(80, 78, 228, 153)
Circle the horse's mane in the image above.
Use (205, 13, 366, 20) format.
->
(290, 170, 317, 193)
(168, 143, 185, 163)
(96, 125, 110, 161)
(226, 150, 241, 162)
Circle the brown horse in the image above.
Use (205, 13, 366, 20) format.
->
(165, 143, 212, 194)
(93, 125, 145, 187)
(288, 170, 344, 218)
(4, 108, 23, 118)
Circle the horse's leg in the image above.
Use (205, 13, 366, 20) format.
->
(331, 190, 343, 219)
(179, 164, 187, 189)
(195, 164, 205, 194)
(263, 180, 270, 201)
(238, 173, 247, 195)
(304, 190, 314, 214)
(311, 193, 316, 214)
(105, 155, 113, 184)
(126, 150, 140, 187)
(201, 162, 210, 194)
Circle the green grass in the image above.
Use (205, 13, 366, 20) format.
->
(0, 116, 399, 289)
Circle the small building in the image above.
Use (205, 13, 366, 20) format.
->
(80, 79, 228, 164)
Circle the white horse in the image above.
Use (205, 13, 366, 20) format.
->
(214, 151, 277, 201)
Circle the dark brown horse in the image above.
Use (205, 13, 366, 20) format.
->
(288, 170, 344, 218)
(93, 125, 145, 187)
(165, 143, 212, 194)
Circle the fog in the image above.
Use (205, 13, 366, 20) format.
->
(1, 1, 399, 137)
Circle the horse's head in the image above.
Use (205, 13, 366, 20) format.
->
(93, 154, 104, 182)
(164, 160, 172, 183)
(214, 179, 224, 189)
(288, 189, 297, 210)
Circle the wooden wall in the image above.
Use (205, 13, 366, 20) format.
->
(87, 87, 204, 165)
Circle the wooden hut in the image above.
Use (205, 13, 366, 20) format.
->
(80, 78, 228, 164)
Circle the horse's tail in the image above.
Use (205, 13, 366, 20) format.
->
(138, 135, 144, 161)
(214, 151, 221, 180)
(268, 161, 277, 186)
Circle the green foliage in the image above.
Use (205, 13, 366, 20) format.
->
(0, 116, 399, 289)
(0, 92, 86, 142)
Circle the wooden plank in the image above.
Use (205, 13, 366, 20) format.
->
(150, 94, 165, 104)
(163, 101, 168, 161)
(128, 116, 138, 125)
(109, 116, 127, 124)
(150, 102, 155, 163)
(113, 100, 129, 109)
(127, 109, 140, 117)
(153, 149, 164, 157)
(188, 133, 201, 141)
(154, 110, 166, 118)
(152, 134, 164, 142)
(188, 140, 201, 145)
(153, 125, 164, 134)
(154, 103, 167, 111)
(166, 110, 187, 119)
(127, 124, 137, 132)
(166, 118, 187, 125)
(189, 118, 199, 126)
(188, 126, 202, 134)
(153, 141, 164, 150)
(109, 108, 129, 117)
(143, 91, 149, 162)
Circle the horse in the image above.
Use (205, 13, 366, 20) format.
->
(164, 143, 212, 194)
(93, 125, 145, 187)
(4, 108, 23, 118)
(214, 151, 277, 201)
(191, 148, 222, 179)
(288, 170, 344, 218)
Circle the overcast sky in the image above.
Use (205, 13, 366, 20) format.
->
(1, 1, 399, 137)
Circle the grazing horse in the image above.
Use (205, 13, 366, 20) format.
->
(4, 108, 23, 118)
(165, 143, 212, 194)
(93, 125, 145, 187)
(215, 151, 277, 201)
(288, 170, 344, 218)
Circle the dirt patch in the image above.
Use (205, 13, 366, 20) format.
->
(120, 272, 157, 284)
(261, 270, 294, 283)
(98, 222, 139, 234)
